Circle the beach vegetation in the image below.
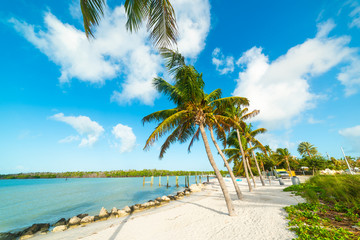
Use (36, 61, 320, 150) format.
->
(284, 175, 360, 239)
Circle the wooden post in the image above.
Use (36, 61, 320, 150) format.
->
(207, 175, 209, 182)
(159, 176, 161, 187)
(195, 175, 198, 184)
(176, 176, 179, 187)
(185, 176, 187, 187)
(143, 176, 145, 186)
(167, 176, 169, 188)
(151, 176, 153, 186)
(199, 175, 202, 183)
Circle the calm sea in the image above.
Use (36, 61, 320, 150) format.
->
(0, 176, 200, 233)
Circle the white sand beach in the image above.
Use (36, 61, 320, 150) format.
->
(34, 178, 305, 240)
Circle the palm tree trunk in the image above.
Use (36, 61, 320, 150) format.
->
(285, 158, 293, 177)
(246, 157, 257, 187)
(209, 127, 243, 200)
(236, 129, 252, 192)
(199, 123, 236, 216)
(249, 142, 265, 186)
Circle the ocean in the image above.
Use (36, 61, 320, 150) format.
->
(0, 176, 201, 233)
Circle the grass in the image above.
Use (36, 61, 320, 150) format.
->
(283, 175, 360, 239)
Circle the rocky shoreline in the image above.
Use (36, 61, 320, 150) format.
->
(0, 183, 206, 240)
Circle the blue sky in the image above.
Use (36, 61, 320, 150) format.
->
(1, 0, 360, 174)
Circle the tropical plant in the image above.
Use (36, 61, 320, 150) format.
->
(80, 0, 178, 49)
(297, 142, 318, 158)
(242, 123, 267, 186)
(142, 49, 248, 216)
(274, 148, 298, 177)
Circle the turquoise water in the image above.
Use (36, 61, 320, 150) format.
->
(0, 176, 199, 233)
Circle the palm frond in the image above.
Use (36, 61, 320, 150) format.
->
(160, 48, 185, 75)
(80, 0, 106, 38)
(187, 127, 200, 153)
(124, 0, 148, 32)
(142, 108, 178, 125)
(148, 0, 178, 49)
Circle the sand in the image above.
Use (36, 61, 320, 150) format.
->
(34, 177, 305, 240)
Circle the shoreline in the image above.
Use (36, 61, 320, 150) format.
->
(31, 177, 304, 240)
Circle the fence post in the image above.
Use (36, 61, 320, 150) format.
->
(167, 176, 169, 188)
(151, 176, 153, 186)
(159, 176, 161, 187)
(195, 175, 198, 184)
(176, 176, 179, 187)
(143, 176, 145, 186)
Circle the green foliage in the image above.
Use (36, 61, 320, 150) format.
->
(284, 175, 360, 239)
(0, 169, 216, 179)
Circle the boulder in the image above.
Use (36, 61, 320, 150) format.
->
(117, 210, 128, 217)
(111, 207, 118, 215)
(77, 214, 88, 219)
(0, 232, 17, 240)
(161, 196, 170, 201)
(94, 215, 100, 222)
(68, 216, 81, 226)
(189, 184, 201, 192)
(53, 218, 66, 227)
(141, 202, 150, 208)
(99, 207, 109, 218)
(123, 206, 131, 213)
(155, 197, 162, 202)
(148, 201, 155, 207)
(184, 191, 190, 195)
(80, 216, 94, 224)
(20, 223, 50, 239)
(168, 195, 176, 200)
(52, 225, 67, 232)
(130, 205, 139, 211)
(154, 200, 161, 206)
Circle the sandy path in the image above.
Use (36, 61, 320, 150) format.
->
(34, 178, 304, 240)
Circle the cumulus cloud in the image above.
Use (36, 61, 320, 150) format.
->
(112, 123, 136, 153)
(9, 1, 210, 105)
(212, 48, 234, 74)
(232, 20, 360, 129)
(339, 125, 360, 152)
(51, 113, 104, 147)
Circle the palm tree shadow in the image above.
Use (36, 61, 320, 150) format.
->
(176, 200, 228, 216)
(108, 213, 132, 240)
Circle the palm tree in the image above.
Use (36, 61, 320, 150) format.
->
(224, 106, 259, 192)
(297, 142, 317, 158)
(80, 0, 178, 49)
(242, 123, 267, 186)
(274, 148, 298, 177)
(142, 49, 246, 216)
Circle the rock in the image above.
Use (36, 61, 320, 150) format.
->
(161, 196, 170, 201)
(141, 202, 150, 208)
(148, 201, 155, 207)
(94, 215, 100, 222)
(174, 195, 180, 200)
(0, 232, 17, 240)
(189, 184, 201, 192)
(76, 214, 88, 219)
(154, 200, 161, 206)
(68, 216, 81, 225)
(99, 207, 109, 218)
(177, 192, 184, 197)
(130, 205, 139, 211)
(53, 218, 66, 227)
(123, 206, 131, 213)
(155, 197, 162, 202)
(52, 225, 67, 232)
(80, 216, 94, 224)
(19, 223, 50, 239)
(184, 191, 190, 195)
(168, 195, 176, 200)
(117, 210, 128, 217)
(352, 225, 360, 230)
(111, 207, 118, 215)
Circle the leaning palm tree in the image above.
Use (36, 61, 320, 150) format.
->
(223, 106, 259, 192)
(80, 0, 178, 49)
(297, 142, 317, 158)
(242, 123, 267, 186)
(142, 50, 246, 216)
(274, 148, 298, 177)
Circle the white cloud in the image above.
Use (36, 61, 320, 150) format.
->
(59, 135, 80, 143)
(256, 132, 295, 152)
(339, 125, 360, 152)
(9, 1, 211, 105)
(232, 20, 360, 129)
(212, 48, 234, 74)
(112, 123, 136, 153)
(51, 113, 104, 147)
(308, 116, 323, 124)
(349, 4, 360, 28)
(173, 0, 211, 59)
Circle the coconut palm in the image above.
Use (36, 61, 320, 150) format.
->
(297, 142, 318, 158)
(80, 0, 178, 49)
(142, 49, 246, 216)
(274, 148, 298, 177)
(242, 123, 267, 186)
(223, 106, 259, 192)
